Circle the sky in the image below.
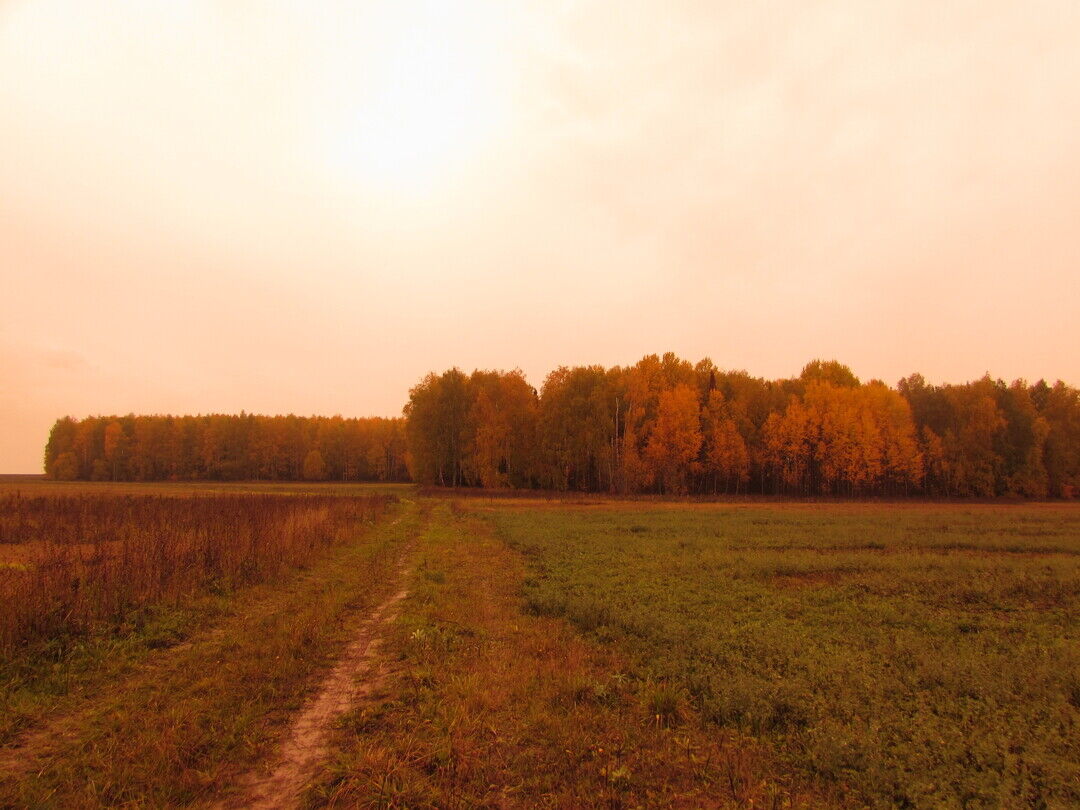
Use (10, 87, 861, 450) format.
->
(2, 0, 1079, 472)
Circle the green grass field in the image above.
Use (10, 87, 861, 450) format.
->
(484, 501, 1080, 808)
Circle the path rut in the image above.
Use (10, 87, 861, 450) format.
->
(220, 553, 413, 809)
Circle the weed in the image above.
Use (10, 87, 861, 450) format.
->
(647, 682, 682, 727)
(0, 491, 394, 650)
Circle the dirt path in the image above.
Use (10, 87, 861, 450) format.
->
(0, 554, 409, 786)
(220, 553, 414, 809)
(0, 502, 425, 809)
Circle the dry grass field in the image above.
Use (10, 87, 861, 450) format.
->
(0, 486, 396, 649)
(0, 482, 412, 807)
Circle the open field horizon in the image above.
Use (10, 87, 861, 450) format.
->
(4, 1, 1080, 805)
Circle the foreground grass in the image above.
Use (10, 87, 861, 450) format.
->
(0, 481, 415, 499)
(0, 491, 394, 649)
(484, 501, 1080, 809)
(310, 501, 830, 808)
(0, 497, 422, 808)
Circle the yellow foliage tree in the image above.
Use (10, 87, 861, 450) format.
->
(704, 391, 749, 493)
(645, 384, 702, 494)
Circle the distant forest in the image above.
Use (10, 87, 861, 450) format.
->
(45, 355, 1080, 497)
(44, 414, 408, 483)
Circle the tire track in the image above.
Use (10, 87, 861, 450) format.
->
(220, 527, 419, 808)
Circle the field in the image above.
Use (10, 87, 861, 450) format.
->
(483, 500, 1080, 808)
(0, 482, 414, 807)
(1, 482, 1077, 807)
(0, 486, 398, 649)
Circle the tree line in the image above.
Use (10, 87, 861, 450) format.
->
(403, 356, 1080, 497)
(42, 355, 1080, 496)
(44, 414, 408, 482)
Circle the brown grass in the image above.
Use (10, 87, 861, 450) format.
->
(228, 553, 415, 809)
(0, 491, 393, 649)
(0, 495, 421, 808)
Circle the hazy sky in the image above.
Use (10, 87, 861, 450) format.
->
(2, 0, 1079, 472)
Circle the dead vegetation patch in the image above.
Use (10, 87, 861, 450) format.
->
(0, 498, 417, 808)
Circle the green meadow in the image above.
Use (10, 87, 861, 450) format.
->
(486, 501, 1080, 808)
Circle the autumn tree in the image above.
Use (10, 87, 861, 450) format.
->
(302, 449, 327, 481)
(645, 384, 702, 494)
(469, 370, 538, 488)
(404, 369, 472, 486)
(44, 414, 408, 483)
(994, 380, 1049, 497)
(703, 390, 749, 493)
(800, 359, 860, 389)
(764, 381, 922, 495)
(763, 399, 811, 494)
(940, 377, 1007, 496)
(1035, 380, 1080, 497)
(49, 451, 80, 480)
(860, 382, 923, 493)
(537, 365, 615, 491)
(43, 416, 78, 476)
(103, 420, 128, 481)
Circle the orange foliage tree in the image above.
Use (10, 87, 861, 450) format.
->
(645, 384, 702, 495)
